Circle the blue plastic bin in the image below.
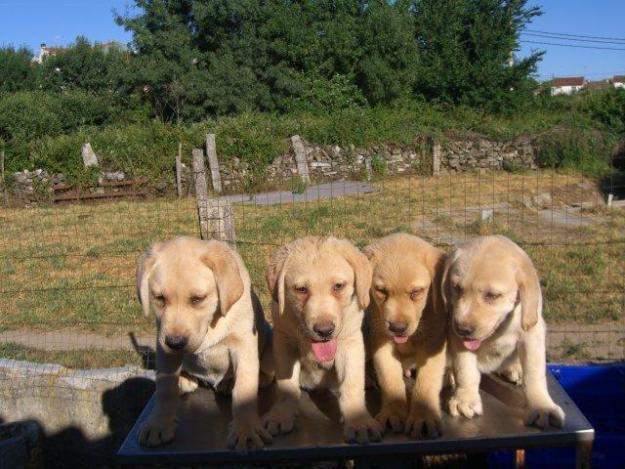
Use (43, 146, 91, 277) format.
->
(489, 364, 625, 468)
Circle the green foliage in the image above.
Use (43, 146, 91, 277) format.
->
(536, 130, 614, 176)
(413, 0, 543, 111)
(582, 88, 625, 134)
(0, 46, 34, 92)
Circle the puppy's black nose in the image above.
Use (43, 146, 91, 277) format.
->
(388, 321, 408, 335)
(313, 321, 335, 339)
(454, 322, 474, 338)
(165, 335, 188, 350)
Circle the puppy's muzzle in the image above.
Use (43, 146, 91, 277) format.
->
(453, 321, 475, 339)
(312, 320, 335, 340)
(165, 334, 189, 351)
(388, 320, 408, 336)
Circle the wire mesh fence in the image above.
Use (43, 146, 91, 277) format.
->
(1, 154, 624, 466)
(1, 165, 624, 368)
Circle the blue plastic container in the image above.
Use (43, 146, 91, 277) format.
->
(489, 364, 625, 468)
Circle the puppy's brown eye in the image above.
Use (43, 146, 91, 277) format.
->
(484, 292, 501, 301)
(190, 295, 206, 305)
(454, 284, 463, 294)
(153, 294, 166, 305)
(374, 286, 388, 300)
(333, 282, 346, 293)
(294, 286, 308, 295)
(409, 288, 424, 300)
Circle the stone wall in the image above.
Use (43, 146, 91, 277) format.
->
(218, 134, 539, 191)
(4, 134, 540, 201)
(0, 359, 154, 467)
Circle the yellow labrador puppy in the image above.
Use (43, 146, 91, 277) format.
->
(262, 236, 382, 444)
(443, 235, 565, 429)
(364, 233, 447, 439)
(136, 236, 273, 450)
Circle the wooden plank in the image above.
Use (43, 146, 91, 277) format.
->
(206, 134, 222, 193)
(291, 135, 311, 184)
(53, 190, 147, 203)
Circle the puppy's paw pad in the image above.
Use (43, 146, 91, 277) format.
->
(524, 403, 565, 429)
(261, 408, 296, 436)
(138, 417, 176, 447)
(448, 390, 483, 419)
(228, 420, 272, 452)
(405, 408, 442, 439)
(344, 416, 383, 444)
(498, 365, 523, 385)
(375, 405, 406, 433)
(178, 375, 199, 394)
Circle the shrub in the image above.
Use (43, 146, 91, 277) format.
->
(536, 129, 615, 176)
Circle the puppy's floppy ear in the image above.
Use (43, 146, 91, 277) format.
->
(516, 252, 542, 331)
(202, 240, 244, 316)
(266, 243, 292, 316)
(440, 245, 462, 310)
(334, 238, 373, 310)
(136, 243, 160, 316)
(425, 246, 447, 315)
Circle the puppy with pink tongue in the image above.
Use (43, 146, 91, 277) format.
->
(443, 236, 565, 429)
(364, 234, 448, 439)
(262, 236, 382, 445)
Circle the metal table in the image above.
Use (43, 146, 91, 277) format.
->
(118, 372, 594, 467)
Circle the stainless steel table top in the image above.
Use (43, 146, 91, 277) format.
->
(117, 372, 594, 465)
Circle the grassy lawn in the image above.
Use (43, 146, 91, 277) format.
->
(0, 342, 146, 369)
(1, 170, 624, 337)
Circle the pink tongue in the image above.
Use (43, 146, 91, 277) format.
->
(393, 336, 409, 344)
(463, 339, 482, 351)
(311, 339, 337, 362)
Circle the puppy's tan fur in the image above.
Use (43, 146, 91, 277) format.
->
(136, 237, 273, 450)
(443, 235, 565, 428)
(262, 236, 382, 444)
(364, 233, 447, 438)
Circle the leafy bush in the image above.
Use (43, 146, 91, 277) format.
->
(582, 89, 625, 134)
(536, 129, 615, 176)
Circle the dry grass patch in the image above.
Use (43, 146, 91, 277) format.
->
(1, 170, 624, 333)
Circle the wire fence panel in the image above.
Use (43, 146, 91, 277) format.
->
(0, 166, 624, 369)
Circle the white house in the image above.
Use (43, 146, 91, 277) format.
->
(550, 77, 585, 96)
(613, 75, 625, 89)
(31, 43, 66, 64)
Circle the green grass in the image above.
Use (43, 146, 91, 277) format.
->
(1, 170, 624, 331)
(0, 342, 145, 369)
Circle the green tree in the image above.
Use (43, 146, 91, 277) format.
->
(0, 46, 34, 92)
(412, 0, 542, 110)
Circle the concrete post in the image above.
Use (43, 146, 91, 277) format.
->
(192, 148, 208, 200)
(197, 198, 236, 248)
(432, 140, 441, 176)
(291, 135, 311, 184)
(175, 143, 183, 198)
(206, 134, 222, 193)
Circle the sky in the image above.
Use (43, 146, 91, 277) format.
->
(0, 0, 624, 82)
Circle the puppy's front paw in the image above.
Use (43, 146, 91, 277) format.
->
(376, 402, 406, 433)
(262, 405, 296, 436)
(405, 406, 442, 439)
(178, 374, 199, 394)
(138, 414, 176, 447)
(498, 363, 523, 385)
(524, 401, 565, 429)
(448, 388, 483, 419)
(228, 418, 272, 452)
(344, 414, 382, 444)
